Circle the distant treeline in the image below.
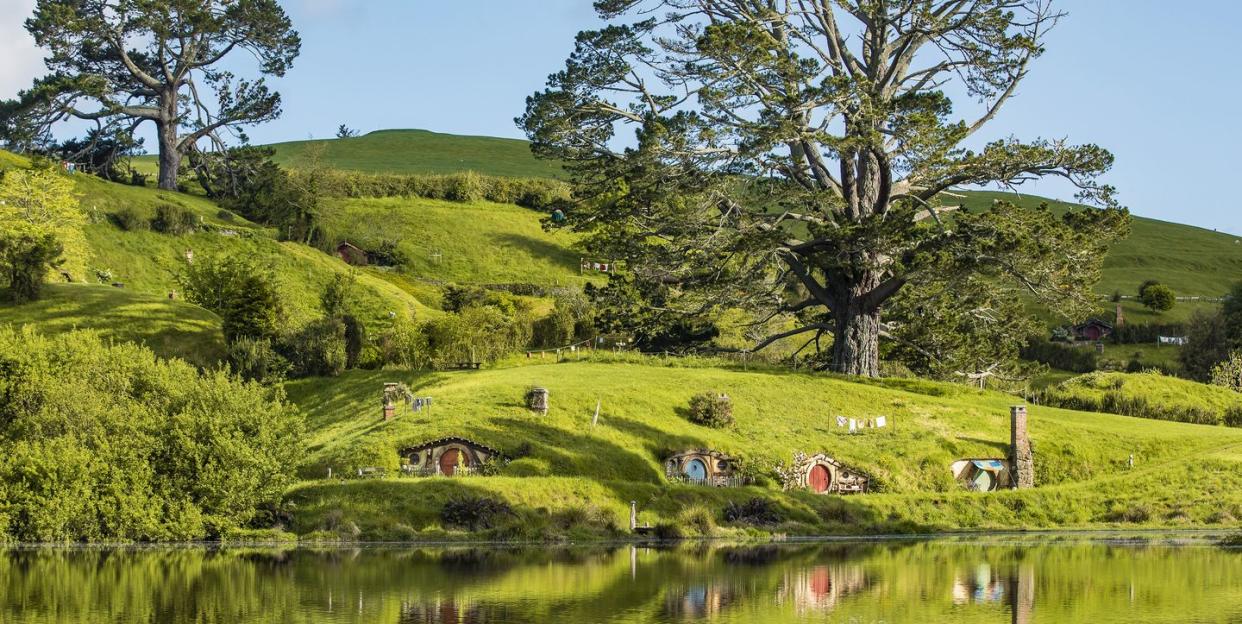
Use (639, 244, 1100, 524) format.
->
(294, 169, 571, 209)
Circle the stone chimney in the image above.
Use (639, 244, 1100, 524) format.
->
(1010, 405, 1034, 489)
(1115, 303, 1125, 328)
(383, 404, 395, 421)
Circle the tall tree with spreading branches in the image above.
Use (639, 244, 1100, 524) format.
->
(1, 0, 300, 190)
(521, 0, 1129, 378)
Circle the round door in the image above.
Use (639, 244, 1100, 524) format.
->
(684, 458, 708, 482)
(972, 469, 995, 491)
(809, 464, 831, 493)
(440, 448, 466, 475)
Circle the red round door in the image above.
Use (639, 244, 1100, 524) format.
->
(809, 464, 831, 493)
(439, 449, 464, 475)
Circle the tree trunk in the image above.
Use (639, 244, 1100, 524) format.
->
(831, 303, 881, 377)
(155, 119, 180, 191)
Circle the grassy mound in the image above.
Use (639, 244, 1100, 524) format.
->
(1038, 371, 1242, 426)
(0, 284, 225, 367)
(282, 358, 1242, 540)
(319, 195, 588, 286)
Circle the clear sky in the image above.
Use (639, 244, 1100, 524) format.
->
(1, 0, 1239, 234)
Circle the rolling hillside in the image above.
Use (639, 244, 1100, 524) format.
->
(0, 151, 434, 362)
(149, 129, 1241, 300)
(134, 129, 567, 179)
(282, 357, 1242, 539)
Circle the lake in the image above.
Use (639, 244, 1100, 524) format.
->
(3, 536, 1239, 623)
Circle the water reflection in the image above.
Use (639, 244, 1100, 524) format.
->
(2, 538, 1239, 623)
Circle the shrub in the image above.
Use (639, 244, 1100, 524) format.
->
(651, 522, 684, 541)
(1138, 282, 1176, 312)
(687, 392, 734, 428)
(151, 204, 197, 235)
(226, 336, 290, 385)
(678, 506, 717, 536)
(0, 327, 303, 541)
(178, 255, 282, 343)
(281, 318, 347, 377)
(110, 208, 148, 231)
(440, 495, 513, 531)
(216, 209, 236, 222)
(723, 498, 783, 526)
(0, 233, 63, 303)
(1225, 406, 1242, 428)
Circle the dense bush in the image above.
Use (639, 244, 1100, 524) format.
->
(178, 255, 282, 343)
(227, 336, 290, 384)
(1110, 322, 1186, 345)
(151, 204, 197, 235)
(0, 233, 63, 303)
(439, 495, 513, 531)
(296, 169, 571, 209)
(0, 327, 304, 541)
(109, 208, 148, 231)
(1139, 283, 1176, 312)
(1020, 339, 1098, 373)
(722, 498, 783, 526)
(687, 392, 735, 428)
(281, 318, 347, 377)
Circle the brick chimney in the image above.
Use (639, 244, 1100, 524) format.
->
(1115, 303, 1125, 328)
(1010, 405, 1034, 489)
(383, 404, 395, 421)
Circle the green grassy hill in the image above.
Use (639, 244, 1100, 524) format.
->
(959, 190, 1242, 299)
(0, 151, 436, 363)
(133, 130, 1241, 300)
(282, 356, 1242, 540)
(135, 129, 566, 179)
(319, 195, 588, 287)
(0, 284, 226, 367)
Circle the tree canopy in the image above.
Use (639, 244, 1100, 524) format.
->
(521, 0, 1129, 378)
(1, 0, 300, 190)
(0, 167, 85, 301)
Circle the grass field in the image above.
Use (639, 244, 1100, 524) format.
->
(134, 129, 566, 179)
(0, 284, 226, 367)
(319, 195, 589, 286)
(281, 357, 1242, 540)
(959, 190, 1242, 297)
(1039, 371, 1242, 426)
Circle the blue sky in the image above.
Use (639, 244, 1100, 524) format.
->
(1, 1, 1239, 234)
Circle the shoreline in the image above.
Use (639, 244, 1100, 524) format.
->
(5, 527, 1236, 550)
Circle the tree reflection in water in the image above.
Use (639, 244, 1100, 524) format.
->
(0, 539, 1237, 623)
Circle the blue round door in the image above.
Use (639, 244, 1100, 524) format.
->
(685, 458, 707, 482)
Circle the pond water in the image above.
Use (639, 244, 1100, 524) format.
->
(3, 536, 1239, 623)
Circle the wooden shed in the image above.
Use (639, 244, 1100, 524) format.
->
(664, 450, 744, 486)
(399, 437, 500, 476)
(336, 241, 369, 266)
(791, 453, 869, 494)
(1072, 318, 1113, 342)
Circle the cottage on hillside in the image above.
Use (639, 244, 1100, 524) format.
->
(336, 241, 369, 266)
(1072, 318, 1113, 342)
(399, 437, 500, 476)
(664, 450, 745, 486)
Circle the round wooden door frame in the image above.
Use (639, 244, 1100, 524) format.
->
(808, 463, 832, 493)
